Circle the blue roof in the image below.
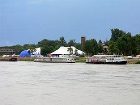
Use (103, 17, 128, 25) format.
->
(19, 50, 31, 57)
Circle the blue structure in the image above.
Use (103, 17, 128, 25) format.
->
(19, 50, 31, 57)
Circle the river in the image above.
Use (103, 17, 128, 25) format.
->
(0, 61, 140, 105)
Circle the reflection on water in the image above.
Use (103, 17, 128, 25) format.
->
(0, 61, 140, 105)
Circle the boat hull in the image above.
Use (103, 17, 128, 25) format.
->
(86, 61, 127, 64)
(86, 55, 127, 65)
(34, 57, 75, 63)
(34, 61, 75, 63)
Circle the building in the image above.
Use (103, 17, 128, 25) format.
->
(51, 46, 85, 57)
(81, 36, 86, 51)
(0, 48, 15, 55)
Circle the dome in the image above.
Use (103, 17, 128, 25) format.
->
(19, 50, 31, 57)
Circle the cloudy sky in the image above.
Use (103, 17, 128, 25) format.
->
(0, 0, 140, 46)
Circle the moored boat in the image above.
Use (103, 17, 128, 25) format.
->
(34, 55, 75, 63)
(86, 55, 127, 64)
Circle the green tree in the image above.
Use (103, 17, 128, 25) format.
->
(23, 44, 37, 51)
(110, 28, 126, 41)
(11, 44, 24, 54)
(38, 39, 60, 56)
(117, 33, 134, 55)
(98, 40, 103, 53)
(75, 43, 82, 50)
(134, 34, 140, 54)
(67, 47, 73, 55)
(108, 41, 119, 54)
(109, 29, 137, 55)
(41, 46, 54, 56)
(59, 36, 66, 46)
(85, 39, 98, 55)
(68, 40, 76, 47)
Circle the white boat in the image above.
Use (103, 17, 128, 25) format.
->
(86, 55, 127, 64)
(34, 55, 75, 63)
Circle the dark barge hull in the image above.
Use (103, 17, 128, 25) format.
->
(86, 61, 127, 64)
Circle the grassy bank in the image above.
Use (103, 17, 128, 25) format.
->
(127, 58, 140, 64)
(135, 61, 140, 64)
(18, 57, 35, 61)
(75, 57, 86, 63)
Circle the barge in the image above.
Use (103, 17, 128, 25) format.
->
(34, 55, 75, 63)
(86, 55, 127, 64)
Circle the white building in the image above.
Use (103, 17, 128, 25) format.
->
(51, 46, 85, 57)
(32, 47, 43, 57)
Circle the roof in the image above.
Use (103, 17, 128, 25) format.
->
(51, 46, 84, 55)
(51, 46, 69, 55)
(19, 50, 31, 57)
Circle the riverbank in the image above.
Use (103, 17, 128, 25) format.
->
(75, 57, 86, 63)
(127, 58, 140, 64)
(18, 57, 35, 61)
(0, 56, 140, 64)
(76, 57, 140, 64)
(135, 61, 140, 64)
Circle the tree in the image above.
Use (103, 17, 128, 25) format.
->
(11, 44, 24, 54)
(117, 33, 134, 55)
(98, 40, 103, 53)
(75, 43, 82, 50)
(68, 40, 76, 47)
(67, 47, 73, 55)
(59, 36, 66, 46)
(108, 41, 119, 54)
(38, 39, 48, 47)
(23, 44, 37, 51)
(110, 28, 126, 41)
(133, 34, 140, 55)
(109, 28, 138, 55)
(38, 39, 61, 56)
(85, 39, 98, 55)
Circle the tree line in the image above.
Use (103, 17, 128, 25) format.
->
(84, 28, 140, 56)
(1, 28, 140, 56)
(1, 37, 81, 56)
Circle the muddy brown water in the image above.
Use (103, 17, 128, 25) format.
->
(0, 61, 140, 105)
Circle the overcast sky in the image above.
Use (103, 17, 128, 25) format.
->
(0, 0, 140, 46)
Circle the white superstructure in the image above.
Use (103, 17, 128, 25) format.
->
(34, 55, 75, 63)
(86, 55, 127, 64)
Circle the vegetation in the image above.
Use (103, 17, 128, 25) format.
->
(135, 61, 140, 64)
(84, 39, 98, 55)
(0, 28, 140, 56)
(75, 57, 86, 63)
(108, 29, 140, 56)
(18, 57, 35, 61)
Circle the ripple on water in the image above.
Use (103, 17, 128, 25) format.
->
(0, 62, 140, 105)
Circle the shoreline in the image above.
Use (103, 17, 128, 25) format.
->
(0, 57, 139, 64)
(127, 58, 140, 64)
(18, 57, 140, 64)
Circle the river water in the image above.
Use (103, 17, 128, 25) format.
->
(0, 61, 140, 105)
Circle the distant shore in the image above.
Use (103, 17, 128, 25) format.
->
(0, 56, 139, 64)
(76, 57, 140, 64)
(17, 57, 140, 64)
(127, 58, 140, 64)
